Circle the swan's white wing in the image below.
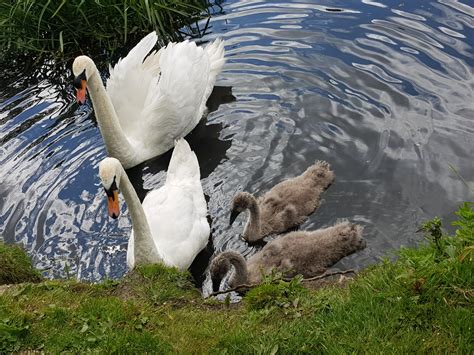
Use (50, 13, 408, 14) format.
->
(142, 184, 209, 270)
(138, 41, 211, 151)
(106, 31, 160, 136)
(141, 138, 208, 270)
(107, 38, 225, 162)
(166, 138, 201, 185)
(201, 38, 226, 112)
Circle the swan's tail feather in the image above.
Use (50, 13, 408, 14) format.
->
(206, 38, 226, 78)
(303, 160, 335, 189)
(142, 48, 163, 74)
(110, 31, 157, 73)
(166, 138, 201, 185)
(331, 221, 366, 252)
(202, 38, 226, 104)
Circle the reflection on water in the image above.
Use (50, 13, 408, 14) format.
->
(0, 0, 473, 284)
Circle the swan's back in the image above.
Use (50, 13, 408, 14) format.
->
(141, 138, 209, 270)
(107, 32, 159, 136)
(166, 138, 201, 186)
(106, 33, 225, 163)
(142, 40, 224, 147)
(258, 160, 335, 236)
(247, 221, 365, 280)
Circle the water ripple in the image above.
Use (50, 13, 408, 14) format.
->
(0, 0, 473, 284)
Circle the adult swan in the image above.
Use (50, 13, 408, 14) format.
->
(73, 32, 225, 168)
(99, 138, 210, 270)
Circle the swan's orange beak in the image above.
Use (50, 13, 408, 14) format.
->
(73, 69, 87, 105)
(105, 188, 120, 219)
(75, 80, 87, 105)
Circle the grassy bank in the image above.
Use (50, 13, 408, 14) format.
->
(0, 242, 41, 285)
(1, 203, 473, 353)
(0, 0, 217, 59)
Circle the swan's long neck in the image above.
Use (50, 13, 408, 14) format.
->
(88, 69, 137, 167)
(212, 251, 248, 289)
(119, 166, 162, 265)
(244, 196, 261, 242)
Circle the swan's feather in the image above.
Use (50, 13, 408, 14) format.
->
(202, 38, 226, 110)
(166, 138, 200, 186)
(105, 36, 225, 164)
(138, 41, 209, 153)
(106, 32, 159, 136)
(128, 138, 209, 270)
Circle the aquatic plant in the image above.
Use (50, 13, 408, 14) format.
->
(0, 0, 217, 58)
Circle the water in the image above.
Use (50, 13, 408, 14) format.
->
(1, 0, 473, 285)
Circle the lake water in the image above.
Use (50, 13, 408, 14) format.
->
(0, 0, 473, 285)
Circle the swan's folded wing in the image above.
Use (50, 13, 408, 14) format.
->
(169, 189, 209, 270)
(106, 31, 161, 136)
(202, 38, 226, 109)
(142, 183, 209, 270)
(139, 40, 211, 146)
(166, 138, 201, 186)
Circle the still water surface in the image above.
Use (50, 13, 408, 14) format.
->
(0, 0, 473, 284)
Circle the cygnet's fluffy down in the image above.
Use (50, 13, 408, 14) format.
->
(210, 221, 366, 291)
(230, 160, 335, 243)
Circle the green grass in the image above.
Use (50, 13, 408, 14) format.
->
(0, 0, 217, 59)
(0, 242, 41, 285)
(0, 203, 473, 353)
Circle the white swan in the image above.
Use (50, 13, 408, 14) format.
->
(98, 138, 210, 270)
(73, 32, 225, 168)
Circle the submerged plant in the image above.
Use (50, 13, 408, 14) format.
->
(0, 0, 219, 59)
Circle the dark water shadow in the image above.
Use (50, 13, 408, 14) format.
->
(126, 85, 235, 201)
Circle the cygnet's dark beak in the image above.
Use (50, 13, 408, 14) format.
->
(73, 69, 87, 105)
(229, 209, 240, 226)
(211, 277, 221, 293)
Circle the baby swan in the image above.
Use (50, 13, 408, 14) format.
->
(210, 221, 366, 292)
(230, 161, 335, 243)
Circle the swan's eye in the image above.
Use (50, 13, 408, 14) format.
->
(103, 176, 118, 198)
(73, 69, 86, 89)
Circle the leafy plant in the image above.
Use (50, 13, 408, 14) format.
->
(453, 202, 474, 263)
(135, 264, 197, 303)
(245, 271, 307, 312)
(420, 216, 443, 253)
(0, 318, 29, 352)
(0, 0, 219, 59)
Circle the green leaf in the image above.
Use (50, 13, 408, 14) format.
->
(270, 344, 279, 355)
(80, 323, 89, 333)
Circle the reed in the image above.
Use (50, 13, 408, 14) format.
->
(0, 0, 216, 58)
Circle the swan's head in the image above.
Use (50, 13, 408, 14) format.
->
(229, 192, 255, 226)
(209, 254, 231, 292)
(72, 55, 95, 105)
(98, 157, 123, 219)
